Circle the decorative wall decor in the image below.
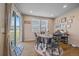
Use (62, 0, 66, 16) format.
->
(68, 18, 73, 23)
(67, 23, 71, 29)
(60, 23, 66, 30)
(61, 17, 66, 23)
(67, 16, 74, 23)
(55, 24, 60, 28)
(55, 16, 74, 31)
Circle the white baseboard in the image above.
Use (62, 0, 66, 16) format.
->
(24, 39, 35, 42)
(71, 44, 79, 47)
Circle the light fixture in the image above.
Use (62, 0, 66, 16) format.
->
(63, 5, 67, 8)
(30, 10, 32, 13)
(50, 14, 54, 17)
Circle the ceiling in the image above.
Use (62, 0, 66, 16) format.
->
(15, 3, 79, 18)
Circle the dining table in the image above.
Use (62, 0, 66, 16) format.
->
(36, 34, 53, 51)
(37, 34, 53, 39)
(35, 33, 63, 56)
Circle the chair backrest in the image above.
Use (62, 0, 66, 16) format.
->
(9, 41, 24, 56)
(14, 44, 24, 56)
(47, 38, 52, 44)
(9, 40, 16, 56)
(34, 32, 37, 37)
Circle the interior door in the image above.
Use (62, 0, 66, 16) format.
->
(24, 23, 31, 40)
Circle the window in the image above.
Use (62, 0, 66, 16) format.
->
(32, 17, 48, 33)
(41, 20, 48, 32)
(32, 18, 40, 33)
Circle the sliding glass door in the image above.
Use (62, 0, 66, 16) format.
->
(16, 16, 20, 44)
(10, 11, 20, 47)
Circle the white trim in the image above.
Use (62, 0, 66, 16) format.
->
(71, 44, 79, 47)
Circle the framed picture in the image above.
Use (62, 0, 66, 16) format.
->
(61, 17, 66, 23)
(67, 23, 71, 29)
(68, 18, 73, 23)
(67, 16, 74, 23)
(60, 23, 65, 30)
(55, 25, 59, 28)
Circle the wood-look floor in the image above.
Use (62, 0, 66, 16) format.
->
(60, 43, 79, 56)
(21, 41, 79, 56)
(21, 41, 38, 56)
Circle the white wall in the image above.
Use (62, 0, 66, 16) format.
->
(0, 3, 5, 56)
